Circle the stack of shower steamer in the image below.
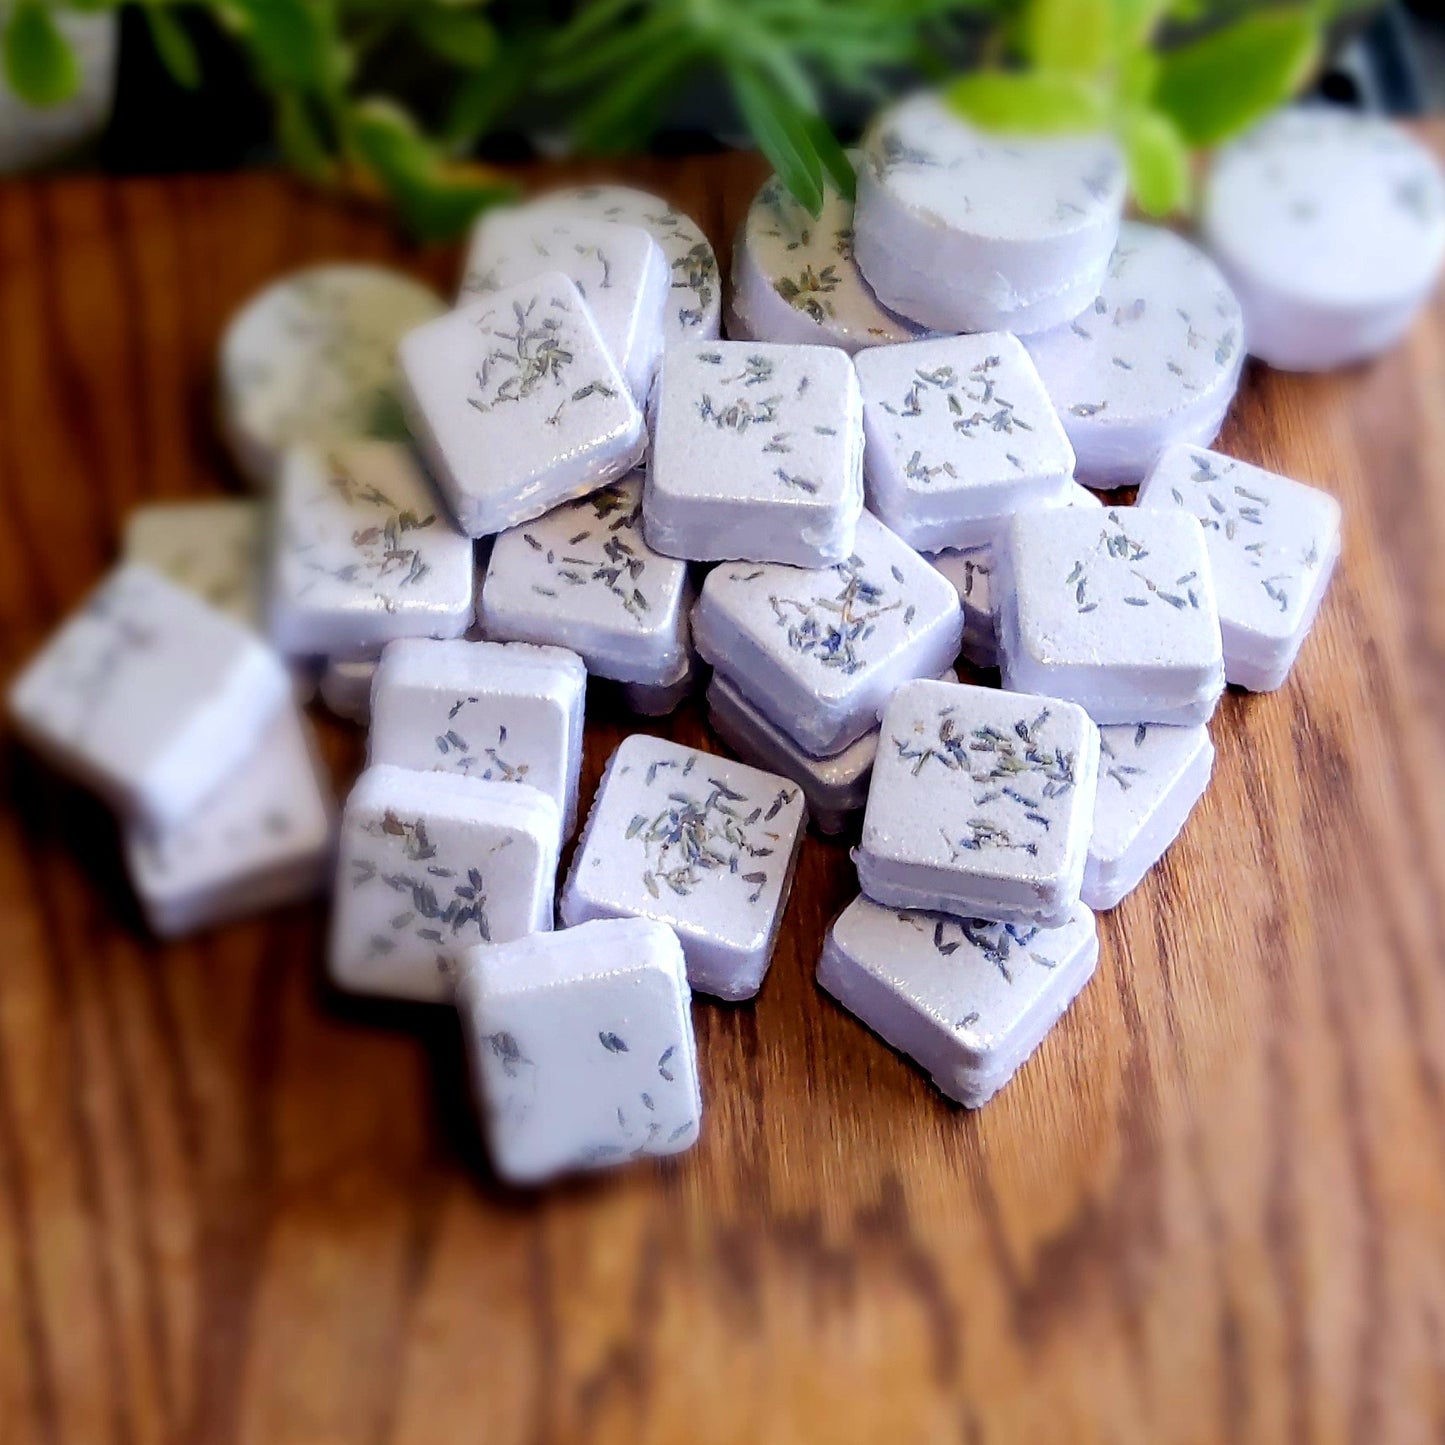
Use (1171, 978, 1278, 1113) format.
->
(14, 92, 1439, 1181)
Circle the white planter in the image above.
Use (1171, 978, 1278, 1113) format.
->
(0, 10, 117, 173)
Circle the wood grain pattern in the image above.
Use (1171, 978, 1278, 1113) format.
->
(2, 136, 1445, 1445)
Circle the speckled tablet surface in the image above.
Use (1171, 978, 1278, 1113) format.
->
(560, 735, 806, 1001)
(477, 472, 692, 685)
(996, 505, 1225, 725)
(124, 704, 335, 938)
(123, 499, 264, 629)
(266, 441, 475, 659)
(369, 638, 586, 836)
(531, 184, 721, 346)
(817, 894, 1098, 1108)
(1136, 445, 1342, 691)
(1086, 722, 1213, 911)
(856, 679, 1099, 927)
(458, 918, 701, 1184)
(8, 563, 291, 830)
(459, 211, 669, 402)
(330, 764, 560, 1005)
(1203, 107, 1445, 370)
(854, 93, 1124, 334)
(645, 341, 865, 566)
(399, 273, 645, 537)
(1024, 223, 1244, 486)
(692, 510, 962, 756)
(855, 333, 1076, 551)
(727, 160, 928, 353)
(218, 264, 444, 490)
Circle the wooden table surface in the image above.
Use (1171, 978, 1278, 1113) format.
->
(2, 134, 1444, 1445)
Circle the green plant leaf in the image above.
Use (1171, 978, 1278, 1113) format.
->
(729, 63, 825, 218)
(568, 32, 702, 152)
(229, 0, 333, 93)
(411, 7, 496, 68)
(1110, 0, 1171, 48)
(144, 6, 202, 90)
(1122, 106, 1190, 215)
(947, 69, 1109, 135)
(802, 112, 857, 203)
(349, 98, 514, 240)
(1151, 8, 1321, 146)
(3, 1, 80, 107)
(275, 88, 329, 178)
(1025, 0, 1113, 77)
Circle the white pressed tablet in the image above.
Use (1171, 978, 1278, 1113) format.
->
(857, 679, 1099, 926)
(855, 333, 1076, 551)
(854, 93, 1124, 335)
(691, 510, 962, 756)
(330, 764, 559, 1004)
(727, 159, 928, 353)
(1086, 722, 1213, 911)
(399, 272, 645, 537)
(561, 736, 807, 1001)
(996, 506, 1225, 725)
(1203, 107, 1445, 371)
(368, 638, 586, 837)
(459, 211, 669, 402)
(928, 484, 1103, 669)
(319, 657, 376, 724)
(645, 341, 865, 566)
(123, 499, 264, 628)
(458, 918, 702, 1185)
(477, 472, 692, 685)
(266, 441, 475, 659)
(705, 668, 956, 837)
(218, 264, 444, 489)
(1024, 223, 1245, 487)
(1136, 445, 1342, 692)
(8, 563, 291, 830)
(530, 184, 721, 347)
(124, 705, 335, 937)
(817, 894, 1098, 1108)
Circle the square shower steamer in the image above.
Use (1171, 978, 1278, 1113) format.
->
(691, 509, 962, 757)
(8, 563, 291, 829)
(644, 341, 864, 566)
(996, 505, 1225, 725)
(399, 272, 645, 537)
(1136, 445, 1342, 692)
(124, 704, 335, 937)
(477, 472, 692, 685)
(266, 440, 475, 659)
(458, 918, 702, 1184)
(368, 638, 586, 837)
(856, 678, 1099, 927)
(561, 736, 806, 1001)
(817, 895, 1099, 1108)
(855, 333, 1076, 552)
(330, 764, 560, 1004)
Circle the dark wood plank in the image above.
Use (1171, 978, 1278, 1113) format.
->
(1, 135, 1444, 1445)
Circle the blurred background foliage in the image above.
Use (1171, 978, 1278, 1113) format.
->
(0, 0, 1412, 236)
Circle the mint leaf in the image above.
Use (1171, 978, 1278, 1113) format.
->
(3, 1, 80, 107)
(1025, 0, 1113, 77)
(275, 89, 328, 179)
(1122, 107, 1190, 216)
(1152, 9, 1321, 146)
(230, 0, 333, 94)
(145, 6, 201, 90)
(947, 70, 1109, 134)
